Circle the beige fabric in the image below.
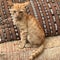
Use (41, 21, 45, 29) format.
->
(0, 35, 60, 60)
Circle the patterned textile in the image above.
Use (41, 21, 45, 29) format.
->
(0, 0, 60, 43)
(0, 0, 22, 43)
(26, 0, 60, 36)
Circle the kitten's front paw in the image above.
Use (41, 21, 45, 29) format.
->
(25, 43, 31, 48)
(18, 41, 25, 49)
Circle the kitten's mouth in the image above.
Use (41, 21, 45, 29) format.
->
(16, 16, 22, 20)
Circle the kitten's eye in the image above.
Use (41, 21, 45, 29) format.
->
(14, 11, 16, 13)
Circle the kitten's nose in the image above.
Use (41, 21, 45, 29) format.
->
(19, 11, 23, 13)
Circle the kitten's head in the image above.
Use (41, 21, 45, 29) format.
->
(9, 2, 30, 20)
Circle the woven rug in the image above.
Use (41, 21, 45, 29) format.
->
(0, 35, 60, 60)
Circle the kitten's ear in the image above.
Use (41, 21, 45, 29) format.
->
(7, 1, 13, 7)
(24, 1, 30, 7)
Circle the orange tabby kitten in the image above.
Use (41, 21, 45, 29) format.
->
(9, 1, 45, 60)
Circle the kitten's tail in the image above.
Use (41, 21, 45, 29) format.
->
(29, 44, 44, 60)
